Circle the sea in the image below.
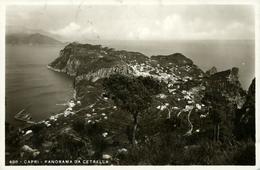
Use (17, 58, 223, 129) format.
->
(6, 44, 73, 127)
(5, 40, 255, 127)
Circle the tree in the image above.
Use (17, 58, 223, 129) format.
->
(202, 90, 227, 142)
(103, 74, 161, 145)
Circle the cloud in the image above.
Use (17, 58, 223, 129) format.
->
(50, 15, 254, 41)
(128, 27, 153, 40)
(162, 14, 182, 31)
(53, 22, 80, 35)
(9, 5, 253, 41)
(222, 21, 254, 39)
(50, 22, 99, 41)
(126, 13, 254, 40)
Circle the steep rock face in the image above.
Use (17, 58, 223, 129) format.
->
(49, 42, 116, 76)
(75, 65, 133, 83)
(48, 42, 148, 78)
(198, 67, 247, 141)
(206, 66, 217, 76)
(234, 78, 255, 140)
(205, 67, 246, 108)
(146, 53, 205, 86)
(151, 53, 193, 66)
(151, 53, 204, 79)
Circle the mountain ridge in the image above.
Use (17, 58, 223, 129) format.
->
(6, 33, 63, 45)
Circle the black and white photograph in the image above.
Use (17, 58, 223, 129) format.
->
(1, 0, 258, 167)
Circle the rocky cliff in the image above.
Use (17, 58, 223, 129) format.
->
(205, 67, 246, 108)
(234, 78, 255, 140)
(49, 43, 250, 136)
(206, 66, 217, 76)
(48, 42, 148, 76)
(48, 42, 251, 141)
(6, 42, 255, 165)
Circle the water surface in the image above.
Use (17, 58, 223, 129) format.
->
(6, 45, 73, 127)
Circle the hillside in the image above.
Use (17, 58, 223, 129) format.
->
(6, 42, 255, 165)
(6, 33, 62, 45)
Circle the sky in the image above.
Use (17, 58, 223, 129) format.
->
(6, 5, 255, 42)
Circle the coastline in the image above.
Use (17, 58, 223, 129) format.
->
(7, 65, 77, 131)
(46, 65, 65, 73)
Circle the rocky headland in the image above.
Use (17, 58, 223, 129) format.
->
(6, 42, 255, 165)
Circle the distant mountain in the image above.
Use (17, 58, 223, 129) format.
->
(7, 25, 48, 35)
(6, 25, 65, 41)
(6, 33, 63, 45)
